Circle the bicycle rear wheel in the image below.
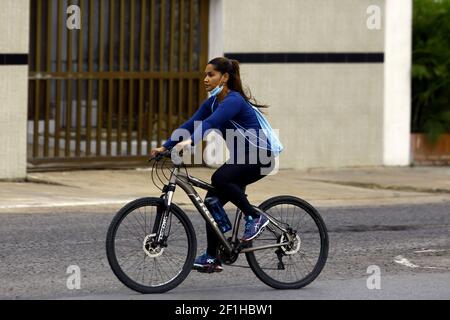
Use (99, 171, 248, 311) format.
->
(245, 195, 328, 289)
(106, 197, 197, 293)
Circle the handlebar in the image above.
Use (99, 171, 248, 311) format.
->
(148, 149, 184, 163)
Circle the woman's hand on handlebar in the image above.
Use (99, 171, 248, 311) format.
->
(149, 139, 191, 161)
(150, 146, 167, 159)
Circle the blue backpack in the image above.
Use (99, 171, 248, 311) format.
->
(211, 97, 284, 156)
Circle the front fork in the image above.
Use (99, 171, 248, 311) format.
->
(151, 184, 175, 244)
(153, 166, 178, 244)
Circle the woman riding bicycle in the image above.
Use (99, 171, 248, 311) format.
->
(150, 57, 281, 273)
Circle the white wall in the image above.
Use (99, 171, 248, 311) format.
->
(223, 0, 385, 52)
(208, 0, 224, 60)
(383, 0, 412, 166)
(207, 0, 397, 169)
(0, 0, 30, 54)
(240, 64, 384, 169)
(0, 0, 29, 179)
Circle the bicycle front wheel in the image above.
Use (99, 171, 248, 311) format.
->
(245, 195, 329, 289)
(106, 197, 197, 293)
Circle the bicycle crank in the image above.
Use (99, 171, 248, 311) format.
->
(217, 239, 240, 265)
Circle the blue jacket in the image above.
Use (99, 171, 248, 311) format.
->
(163, 91, 270, 161)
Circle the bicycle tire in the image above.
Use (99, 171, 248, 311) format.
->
(245, 195, 329, 289)
(106, 197, 197, 293)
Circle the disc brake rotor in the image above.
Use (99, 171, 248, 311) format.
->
(280, 233, 301, 255)
(143, 233, 164, 258)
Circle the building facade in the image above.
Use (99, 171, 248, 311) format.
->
(0, 0, 412, 179)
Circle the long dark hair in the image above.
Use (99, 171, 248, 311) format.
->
(208, 57, 269, 111)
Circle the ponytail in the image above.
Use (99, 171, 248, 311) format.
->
(208, 57, 269, 111)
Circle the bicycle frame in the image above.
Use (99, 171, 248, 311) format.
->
(155, 164, 291, 255)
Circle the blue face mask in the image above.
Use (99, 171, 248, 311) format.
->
(209, 76, 225, 97)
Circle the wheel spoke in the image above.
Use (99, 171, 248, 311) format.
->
(107, 200, 194, 292)
(248, 199, 328, 288)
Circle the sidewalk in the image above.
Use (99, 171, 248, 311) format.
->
(0, 165, 449, 212)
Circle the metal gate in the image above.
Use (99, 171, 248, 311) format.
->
(28, 0, 209, 170)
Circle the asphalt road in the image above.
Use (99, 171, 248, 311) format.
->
(0, 202, 449, 300)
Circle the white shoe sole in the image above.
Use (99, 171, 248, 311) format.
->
(241, 218, 270, 242)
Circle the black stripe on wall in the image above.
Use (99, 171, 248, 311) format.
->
(0, 54, 29, 65)
(225, 53, 384, 63)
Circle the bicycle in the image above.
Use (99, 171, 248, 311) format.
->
(106, 149, 329, 293)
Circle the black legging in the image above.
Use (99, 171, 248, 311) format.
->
(204, 153, 275, 257)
